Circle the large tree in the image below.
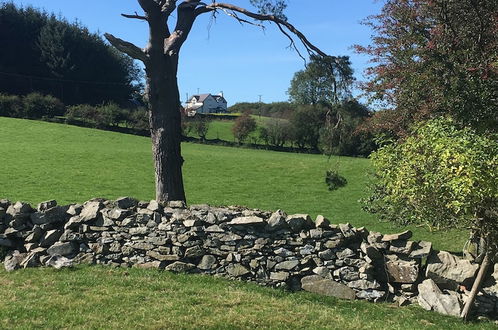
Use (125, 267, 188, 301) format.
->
(0, 3, 140, 105)
(356, 0, 498, 137)
(288, 55, 354, 106)
(104, 0, 332, 203)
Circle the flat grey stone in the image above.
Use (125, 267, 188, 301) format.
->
(165, 261, 195, 272)
(385, 255, 419, 283)
(47, 241, 79, 257)
(426, 251, 478, 290)
(226, 263, 250, 277)
(115, 197, 138, 209)
(382, 230, 412, 242)
(418, 279, 462, 317)
(286, 214, 314, 232)
(266, 210, 288, 231)
(79, 201, 104, 222)
(275, 259, 299, 271)
(301, 275, 356, 300)
(270, 272, 289, 281)
(198, 255, 217, 270)
(228, 216, 265, 226)
(315, 215, 330, 228)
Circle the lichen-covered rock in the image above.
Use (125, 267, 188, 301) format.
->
(418, 279, 462, 317)
(301, 275, 356, 300)
(426, 251, 479, 290)
(385, 255, 419, 283)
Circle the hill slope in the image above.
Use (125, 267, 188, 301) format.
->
(0, 117, 465, 250)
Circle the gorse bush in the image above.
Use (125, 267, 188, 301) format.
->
(363, 118, 498, 240)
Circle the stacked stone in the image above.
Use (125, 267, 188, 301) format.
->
(1, 197, 497, 319)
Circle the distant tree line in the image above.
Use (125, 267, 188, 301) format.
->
(0, 3, 142, 106)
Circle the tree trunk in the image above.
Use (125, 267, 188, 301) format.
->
(460, 251, 492, 320)
(146, 56, 186, 203)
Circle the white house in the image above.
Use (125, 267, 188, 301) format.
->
(184, 93, 227, 116)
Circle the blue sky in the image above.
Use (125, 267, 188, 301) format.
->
(13, 0, 384, 105)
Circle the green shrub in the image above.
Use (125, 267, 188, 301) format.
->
(259, 119, 291, 147)
(363, 118, 497, 246)
(325, 170, 347, 191)
(0, 94, 22, 117)
(128, 107, 149, 130)
(232, 112, 256, 144)
(98, 102, 124, 127)
(21, 93, 65, 119)
(65, 104, 99, 125)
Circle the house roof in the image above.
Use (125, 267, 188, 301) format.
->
(189, 94, 211, 103)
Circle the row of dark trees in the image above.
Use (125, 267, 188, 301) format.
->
(0, 3, 141, 106)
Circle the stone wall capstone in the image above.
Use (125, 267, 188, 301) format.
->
(0, 197, 497, 319)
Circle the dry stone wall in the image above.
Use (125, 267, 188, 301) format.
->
(1, 197, 497, 319)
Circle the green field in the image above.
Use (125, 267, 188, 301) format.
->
(186, 115, 285, 144)
(0, 117, 466, 251)
(1, 266, 493, 329)
(0, 117, 489, 329)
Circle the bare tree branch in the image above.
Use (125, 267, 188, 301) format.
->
(122, 12, 148, 21)
(194, 2, 330, 58)
(104, 33, 148, 63)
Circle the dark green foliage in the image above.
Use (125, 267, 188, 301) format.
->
(259, 118, 291, 147)
(127, 108, 149, 131)
(319, 100, 376, 157)
(289, 105, 326, 150)
(185, 116, 211, 141)
(0, 3, 141, 105)
(21, 93, 65, 119)
(228, 102, 296, 119)
(0, 94, 22, 117)
(325, 170, 347, 191)
(288, 55, 354, 106)
(232, 113, 257, 143)
(66, 103, 142, 129)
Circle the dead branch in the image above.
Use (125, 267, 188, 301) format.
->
(194, 2, 329, 58)
(104, 33, 148, 63)
(121, 12, 148, 21)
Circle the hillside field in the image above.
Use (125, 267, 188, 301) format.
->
(0, 117, 466, 251)
(1, 117, 491, 329)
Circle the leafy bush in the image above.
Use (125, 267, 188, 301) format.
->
(0, 94, 22, 117)
(184, 116, 211, 141)
(98, 102, 124, 127)
(259, 118, 291, 147)
(232, 113, 256, 144)
(325, 170, 347, 191)
(128, 107, 149, 131)
(21, 93, 65, 119)
(363, 118, 497, 242)
(289, 105, 325, 150)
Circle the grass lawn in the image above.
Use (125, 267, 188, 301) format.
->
(2, 116, 491, 328)
(0, 266, 495, 329)
(0, 117, 466, 251)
